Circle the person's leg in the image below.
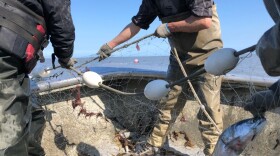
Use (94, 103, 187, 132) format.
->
(0, 51, 31, 156)
(28, 105, 46, 156)
(146, 55, 186, 148)
(196, 73, 223, 155)
(147, 85, 183, 147)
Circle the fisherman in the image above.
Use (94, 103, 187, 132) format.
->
(97, 0, 223, 155)
(244, 0, 280, 116)
(0, 0, 75, 155)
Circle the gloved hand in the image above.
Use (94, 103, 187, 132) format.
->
(97, 43, 113, 61)
(154, 23, 171, 38)
(244, 90, 279, 117)
(58, 58, 77, 69)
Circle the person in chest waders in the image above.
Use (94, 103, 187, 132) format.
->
(0, 0, 75, 155)
(97, 0, 224, 155)
(243, 0, 280, 118)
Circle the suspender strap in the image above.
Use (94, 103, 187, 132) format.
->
(0, 17, 38, 50)
(0, 7, 43, 40)
(0, 0, 46, 28)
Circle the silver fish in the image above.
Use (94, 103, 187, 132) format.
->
(213, 117, 267, 156)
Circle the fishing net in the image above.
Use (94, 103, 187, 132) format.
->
(30, 35, 280, 156)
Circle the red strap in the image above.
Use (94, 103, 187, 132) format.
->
(25, 25, 45, 66)
(36, 24, 45, 34)
(25, 44, 35, 62)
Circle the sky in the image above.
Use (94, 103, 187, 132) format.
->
(43, 0, 274, 58)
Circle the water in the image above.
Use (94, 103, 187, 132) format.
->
(30, 54, 279, 91)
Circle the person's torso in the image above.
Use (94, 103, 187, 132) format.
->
(0, 0, 46, 54)
(0, 0, 47, 73)
(154, 0, 191, 18)
(151, 1, 223, 66)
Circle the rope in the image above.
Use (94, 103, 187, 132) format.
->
(41, 34, 155, 96)
(68, 67, 143, 96)
(172, 46, 222, 134)
(45, 33, 155, 72)
(99, 83, 143, 96)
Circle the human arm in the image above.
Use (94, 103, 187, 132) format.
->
(98, 0, 157, 61)
(106, 0, 157, 48)
(169, 0, 213, 32)
(256, 21, 280, 76)
(107, 22, 141, 49)
(167, 16, 212, 33)
(155, 16, 212, 38)
(155, 0, 213, 38)
(97, 22, 141, 61)
(41, 0, 75, 68)
(244, 80, 280, 116)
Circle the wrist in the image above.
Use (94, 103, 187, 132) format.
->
(59, 57, 70, 63)
(107, 42, 116, 49)
(165, 23, 171, 33)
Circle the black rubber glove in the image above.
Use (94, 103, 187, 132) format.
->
(244, 90, 280, 117)
(58, 58, 77, 69)
(97, 43, 113, 61)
